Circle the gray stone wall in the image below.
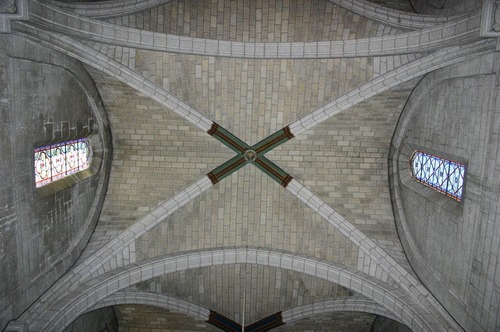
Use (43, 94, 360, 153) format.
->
(0, 34, 18, 331)
(65, 307, 118, 332)
(409, 0, 482, 15)
(0, 35, 111, 329)
(115, 304, 217, 332)
(366, 0, 414, 12)
(392, 53, 500, 331)
(370, 315, 411, 332)
(276, 311, 375, 331)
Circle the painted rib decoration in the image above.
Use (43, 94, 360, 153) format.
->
(207, 123, 294, 187)
(207, 310, 284, 332)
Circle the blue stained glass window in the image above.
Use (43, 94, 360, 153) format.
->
(410, 151, 465, 201)
(34, 138, 92, 188)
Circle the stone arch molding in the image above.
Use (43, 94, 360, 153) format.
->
(47, 0, 470, 28)
(282, 298, 401, 325)
(9, 20, 494, 332)
(91, 291, 210, 321)
(90, 291, 401, 327)
(36, 247, 432, 332)
(6, 2, 495, 331)
(27, 1, 480, 59)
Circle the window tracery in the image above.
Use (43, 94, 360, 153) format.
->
(34, 138, 92, 188)
(410, 150, 465, 201)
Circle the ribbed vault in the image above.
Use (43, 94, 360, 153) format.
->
(2, 0, 496, 331)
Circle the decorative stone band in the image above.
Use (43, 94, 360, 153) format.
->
(254, 156, 293, 188)
(207, 155, 247, 185)
(206, 123, 294, 187)
(208, 122, 248, 153)
(206, 122, 219, 135)
(253, 127, 294, 155)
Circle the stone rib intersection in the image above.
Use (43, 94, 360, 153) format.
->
(207, 122, 294, 187)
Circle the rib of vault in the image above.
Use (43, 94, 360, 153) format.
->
(28, 0, 480, 58)
(9, 18, 484, 332)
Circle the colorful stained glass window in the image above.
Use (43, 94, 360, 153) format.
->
(410, 150, 465, 201)
(34, 138, 92, 188)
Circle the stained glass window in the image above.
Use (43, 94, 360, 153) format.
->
(410, 150, 465, 201)
(34, 138, 92, 188)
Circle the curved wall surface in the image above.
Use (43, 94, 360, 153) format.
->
(409, 0, 482, 15)
(0, 34, 112, 329)
(390, 52, 500, 332)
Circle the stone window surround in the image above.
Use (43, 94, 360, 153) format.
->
(33, 132, 103, 196)
(396, 141, 466, 216)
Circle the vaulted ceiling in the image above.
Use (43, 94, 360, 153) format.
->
(2, 0, 498, 331)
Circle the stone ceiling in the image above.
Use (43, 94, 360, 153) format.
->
(6, 0, 491, 330)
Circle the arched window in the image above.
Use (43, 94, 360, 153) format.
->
(34, 138, 92, 188)
(410, 151, 465, 201)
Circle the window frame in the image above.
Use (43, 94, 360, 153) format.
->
(34, 138, 93, 188)
(410, 150, 465, 202)
(33, 135, 101, 194)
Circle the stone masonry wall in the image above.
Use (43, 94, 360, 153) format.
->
(65, 307, 118, 332)
(0, 34, 19, 331)
(396, 53, 500, 331)
(115, 304, 217, 332)
(275, 311, 375, 331)
(0, 36, 110, 329)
